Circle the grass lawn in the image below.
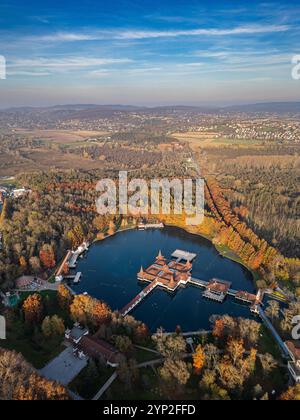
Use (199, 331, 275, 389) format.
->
(19, 290, 72, 326)
(258, 325, 285, 362)
(0, 290, 72, 369)
(0, 316, 65, 369)
(103, 367, 161, 400)
(134, 348, 160, 364)
(212, 138, 263, 146)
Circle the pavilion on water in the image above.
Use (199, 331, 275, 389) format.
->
(137, 250, 193, 292)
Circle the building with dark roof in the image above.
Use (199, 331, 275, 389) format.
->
(78, 335, 125, 368)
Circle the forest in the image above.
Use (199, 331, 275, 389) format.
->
(1, 284, 298, 400)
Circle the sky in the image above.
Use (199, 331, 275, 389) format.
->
(0, 0, 299, 108)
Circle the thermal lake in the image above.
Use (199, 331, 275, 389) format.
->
(74, 227, 257, 332)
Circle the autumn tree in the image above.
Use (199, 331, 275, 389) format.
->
(0, 198, 11, 227)
(204, 344, 220, 370)
(153, 330, 186, 360)
(0, 349, 69, 400)
(217, 356, 245, 390)
(92, 300, 112, 327)
(237, 318, 260, 347)
(39, 244, 56, 269)
(42, 315, 65, 338)
(92, 215, 110, 232)
(280, 384, 300, 401)
(57, 284, 73, 310)
(29, 256, 41, 274)
(227, 338, 245, 366)
(265, 300, 280, 321)
(115, 336, 133, 354)
(193, 345, 206, 374)
(259, 353, 277, 376)
(67, 224, 85, 249)
(70, 294, 111, 327)
(107, 220, 116, 236)
(212, 319, 225, 340)
(23, 293, 43, 325)
(160, 359, 191, 386)
(19, 256, 27, 272)
(134, 323, 149, 343)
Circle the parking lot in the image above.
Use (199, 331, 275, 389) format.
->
(39, 347, 88, 386)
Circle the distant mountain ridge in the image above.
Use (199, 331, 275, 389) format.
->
(223, 102, 300, 113)
(1, 102, 300, 115)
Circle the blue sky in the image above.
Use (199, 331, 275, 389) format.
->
(0, 0, 299, 107)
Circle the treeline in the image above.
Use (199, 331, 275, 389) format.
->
(0, 348, 69, 400)
(0, 172, 122, 289)
(205, 178, 283, 277)
(220, 164, 300, 258)
(110, 130, 174, 145)
(73, 144, 162, 169)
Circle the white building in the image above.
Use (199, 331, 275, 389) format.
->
(65, 323, 89, 345)
(12, 188, 31, 198)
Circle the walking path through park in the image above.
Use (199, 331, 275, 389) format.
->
(258, 306, 290, 359)
(92, 357, 167, 400)
(92, 372, 118, 401)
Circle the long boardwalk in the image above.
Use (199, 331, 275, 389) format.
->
(56, 250, 72, 277)
(120, 275, 261, 318)
(121, 280, 159, 317)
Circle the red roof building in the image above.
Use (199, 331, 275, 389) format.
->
(78, 335, 125, 368)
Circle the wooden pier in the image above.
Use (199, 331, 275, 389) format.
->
(120, 280, 158, 317)
(64, 272, 82, 284)
(68, 242, 89, 269)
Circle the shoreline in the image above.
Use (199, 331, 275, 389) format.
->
(48, 222, 257, 294)
(161, 222, 257, 284)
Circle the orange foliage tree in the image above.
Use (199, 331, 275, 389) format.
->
(213, 319, 225, 340)
(22, 293, 43, 325)
(193, 345, 206, 374)
(39, 244, 56, 269)
(57, 284, 73, 310)
(70, 294, 111, 327)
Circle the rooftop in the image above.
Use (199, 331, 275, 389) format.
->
(207, 279, 232, 294)
(66, 325, 89, 342)
(171, 249, 197, 262)
(78, 335, 125, 365)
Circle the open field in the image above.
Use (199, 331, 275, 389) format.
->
(13, 129, 110, 144)
(0, 149, 103, 176)
(172, 131, 263, 149)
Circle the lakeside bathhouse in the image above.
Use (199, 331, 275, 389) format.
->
(55, 242, 89, 282)
(120, 250, 263, 317)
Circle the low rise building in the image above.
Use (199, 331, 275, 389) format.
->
(78, 335, 126, 368)
(65, 323, 89, 345)
(285, 341, 300, 383)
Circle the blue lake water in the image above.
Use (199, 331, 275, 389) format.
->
(74, 227, 257, 332)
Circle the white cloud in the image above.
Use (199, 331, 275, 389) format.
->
(112, 24, 290, 39)
(8, 70, 52, 76)
(9, 57, 132, 71)
(29, 32, 99, 42)
(28, 24, 291, 43)
(86, 69, 110, 78)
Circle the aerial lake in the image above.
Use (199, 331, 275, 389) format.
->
(74, 226, 257, 332)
